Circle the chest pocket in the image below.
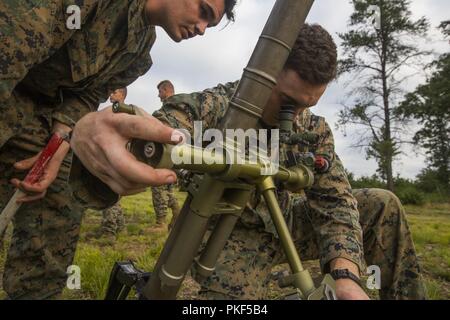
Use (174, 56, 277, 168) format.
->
(66, 28, 154, 90)
(65, 5, 138, 84)
(65, 0, 158, 91)
(66, 30, 97, 83)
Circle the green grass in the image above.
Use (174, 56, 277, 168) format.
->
(0, 192, 449, 300)
(405, 203, 450, 299)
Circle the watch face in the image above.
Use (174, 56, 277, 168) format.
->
(337, 269, 349, 277)
(332, 269, 346, 277)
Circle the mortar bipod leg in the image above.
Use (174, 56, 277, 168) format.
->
(141, 175, 253, 299)
(142, 195, 210, 299)
(193, 214, 239, 282)
(193, 181, 254, 281)
(258, 177, 316, 299)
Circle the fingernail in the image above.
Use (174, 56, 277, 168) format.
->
(171, 130, 186, 144)
(166, 175, 176, 184)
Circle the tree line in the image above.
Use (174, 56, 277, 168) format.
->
(336, 0, 449, 194)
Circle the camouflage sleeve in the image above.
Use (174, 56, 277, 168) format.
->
(306, 119, 365, 274)
(0, 0, 97, 101)
(153, 81, 239, 133)
(52, 89, 104, 127)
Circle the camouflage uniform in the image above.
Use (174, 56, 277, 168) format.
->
(153, 81, 427, 300)
(101, 203, 125, 236)
(0, 120, 82, 300)
(0, 0, 156, 299)
(151, 184, 180, 226)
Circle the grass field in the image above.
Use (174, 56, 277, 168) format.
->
(0, 190, 449, 300)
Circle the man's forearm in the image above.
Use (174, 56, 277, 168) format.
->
(52, 121, 73, 135)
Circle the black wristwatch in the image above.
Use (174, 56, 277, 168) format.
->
(330, 269, 363, 288)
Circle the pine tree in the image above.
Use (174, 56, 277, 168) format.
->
(337, 0, 429, 191)
(397, 22, 450, 190)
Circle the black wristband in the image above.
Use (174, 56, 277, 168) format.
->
(330, 269, 363, 288)
(62, 131, 72, 144)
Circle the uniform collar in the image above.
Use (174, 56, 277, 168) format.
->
(294, 108, 312, 130)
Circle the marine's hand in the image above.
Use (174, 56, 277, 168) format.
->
(11, 122, 71, 203)
(335, 279, 370, 300)
(71, 107, 182, 195)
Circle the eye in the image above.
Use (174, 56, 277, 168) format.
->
(200, 4, 208, 20)
(281, 94, 296, 106)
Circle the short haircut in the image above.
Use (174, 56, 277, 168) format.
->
(118, 87, 127, 98)
(157, 80, 174, 92)
(285, 23, 338, 85)
(225, 0, 237, 22)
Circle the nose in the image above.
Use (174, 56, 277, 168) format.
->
(195, 20, 208, 36)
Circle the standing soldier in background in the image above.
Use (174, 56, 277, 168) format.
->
(157, 80, 175, 102)
(151, 81, 180, 231)
(100, 89, 127, 237)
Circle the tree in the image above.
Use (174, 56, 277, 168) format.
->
(337, 0, 429, 191)
(416, 168, 448, 194)
(396, 22, 450, 190)
(440, 20, 449, 37)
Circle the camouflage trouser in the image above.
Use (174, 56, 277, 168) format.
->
(151, 184, 179, 224)
(101, 203, 125, 235)
(0, 114, 83, 300)
(195, 188, 427, 300)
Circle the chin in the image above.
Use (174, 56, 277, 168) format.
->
(167, 31, 183, 43)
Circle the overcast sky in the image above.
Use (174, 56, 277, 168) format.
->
(111, 0, 449, 179)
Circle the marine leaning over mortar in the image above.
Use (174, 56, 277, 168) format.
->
(147, 24, 427, 300)
(0, 0, 236, 299)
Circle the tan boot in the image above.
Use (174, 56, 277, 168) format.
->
(151, 218, 167, 232)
